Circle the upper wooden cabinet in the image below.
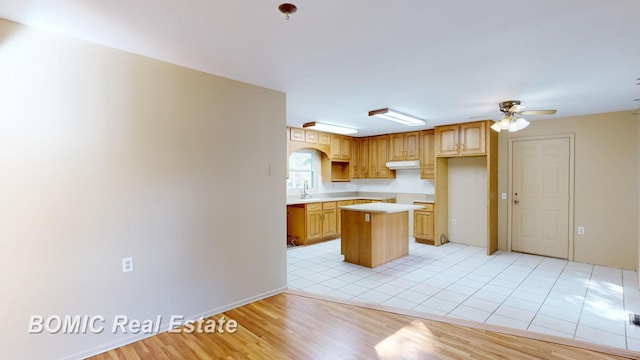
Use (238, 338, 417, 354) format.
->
(351, 137, 369, 179)
(369, 135, 395, 179)
(389, 131, 420, 161)
(420, 130, 435, 179)
(290, 127, 305, 142)
(330, 134, 352, 161)
(435, 121, 487, 157)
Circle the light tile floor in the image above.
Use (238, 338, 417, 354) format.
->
(287, 239, 640, 352)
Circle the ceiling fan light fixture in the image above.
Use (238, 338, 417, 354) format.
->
(368, 108, 426, 126)
(490, 121, 503, 132)
(508, 117, 529, 132)
(302, 121, 358, 135)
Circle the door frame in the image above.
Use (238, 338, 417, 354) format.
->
(507, 134, 575, 261)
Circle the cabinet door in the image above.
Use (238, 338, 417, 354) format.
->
(351, 138, 361, 179)
(376, 135, 391, 178)
(336, 200, 354, 236)
(414, 210, 434, 241)
(318, 132, 331, 145)
(330, 134, 343, 159)
(305, 130, 318, 143)
(322, 208, 337, 237)
(404, 132, 420, 160)
(358, 138, 369, 178)
(420, 130, 435, 179)
(460, 122, 486, 155)
(368, 136, 380, 177)
(306, 210, 323, 241)
(340, 137, 351, 160)
(389, 133, 406, 161)
(290, 128, 305, 142)
(435, 125, 460, 156)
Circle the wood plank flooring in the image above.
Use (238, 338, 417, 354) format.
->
(89, 292, 638, 359)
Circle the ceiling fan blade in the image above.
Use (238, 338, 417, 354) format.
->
(520, 109, 557, 115)
(469, 111, 501, 120)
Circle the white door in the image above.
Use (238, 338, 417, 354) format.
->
(512, 138, 570, 258)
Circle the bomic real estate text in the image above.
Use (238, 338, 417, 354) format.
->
(28, 314, 238, 335)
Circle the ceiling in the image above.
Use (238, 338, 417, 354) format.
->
(1, 0, 638, 136)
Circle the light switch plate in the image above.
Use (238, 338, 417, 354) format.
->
(365, 213, 370, 222)
(501, 193, 507, 200)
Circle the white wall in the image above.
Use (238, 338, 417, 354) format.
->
(0, 19, 286, 360)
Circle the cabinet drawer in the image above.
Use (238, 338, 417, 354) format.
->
(337, 200, 354, 207)
(414, 202, 434, 211)
(306, 203, 322, 211)
(322, 201, 337, 210)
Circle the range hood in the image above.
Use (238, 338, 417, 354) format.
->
(385, 160, 420, 170)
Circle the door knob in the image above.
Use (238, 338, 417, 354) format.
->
(514, 199, 520, 205)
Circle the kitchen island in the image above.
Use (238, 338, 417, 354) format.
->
(340, 203, 422, 268)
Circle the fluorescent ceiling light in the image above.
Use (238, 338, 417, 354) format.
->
(302, 121, 359, 135)
(368, 108, 426, 126)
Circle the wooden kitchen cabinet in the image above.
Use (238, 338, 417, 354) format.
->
(414, 202, 435, 245)
(389, 131, 420, 161)
(368, 135, 395, 179)
(318, 132, 331, 145)
(351, 137, 369, 179)
(330, 134, 352, 161)
(435, 121, 486, 157)
(304, 203, 323, 242)
(290, 127, 305, 142)
(321, 202, 337, 238)
(287, 201, 340, 245)
(336, 200, 354, 236)
(420, 130, 435, 179)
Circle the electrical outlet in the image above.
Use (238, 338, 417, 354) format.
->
(451, 219, 457, 225)
(577, 227, 585, 235)
(122, 257, 134, 273)
(501, 193, 507, 200)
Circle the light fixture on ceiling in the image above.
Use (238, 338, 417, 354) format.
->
(278, 3, 297, 20)
(303, 121, 359, 135)
(368, 108, 426, 126)
(490, 113, 529, 132)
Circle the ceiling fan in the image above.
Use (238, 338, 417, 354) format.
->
(474, 100, 557, 132)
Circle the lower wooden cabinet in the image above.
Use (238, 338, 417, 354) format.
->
(287, 199, 395, 245)
(414, 202, 435, 245)
(287, 201, 338, 245)
(336, 200, 354, 236)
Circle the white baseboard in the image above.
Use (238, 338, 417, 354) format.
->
(57, 287, 287, 360)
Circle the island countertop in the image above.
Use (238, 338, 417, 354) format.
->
(340, 203, 423, 214)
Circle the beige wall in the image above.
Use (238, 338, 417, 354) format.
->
(497, 111, 638, 269)
(0, 19, 286, 359)
(448, 157, 487, 247)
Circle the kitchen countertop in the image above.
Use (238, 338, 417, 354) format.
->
(286, 194, 395, 205)
(339, 203, 423, 214)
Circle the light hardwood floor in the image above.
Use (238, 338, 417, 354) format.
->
(89, 291, 638, 359)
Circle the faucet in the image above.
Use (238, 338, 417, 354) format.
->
(302, 180, 311, 199)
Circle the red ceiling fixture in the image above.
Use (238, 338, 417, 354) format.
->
(278, 3, 297, 20)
